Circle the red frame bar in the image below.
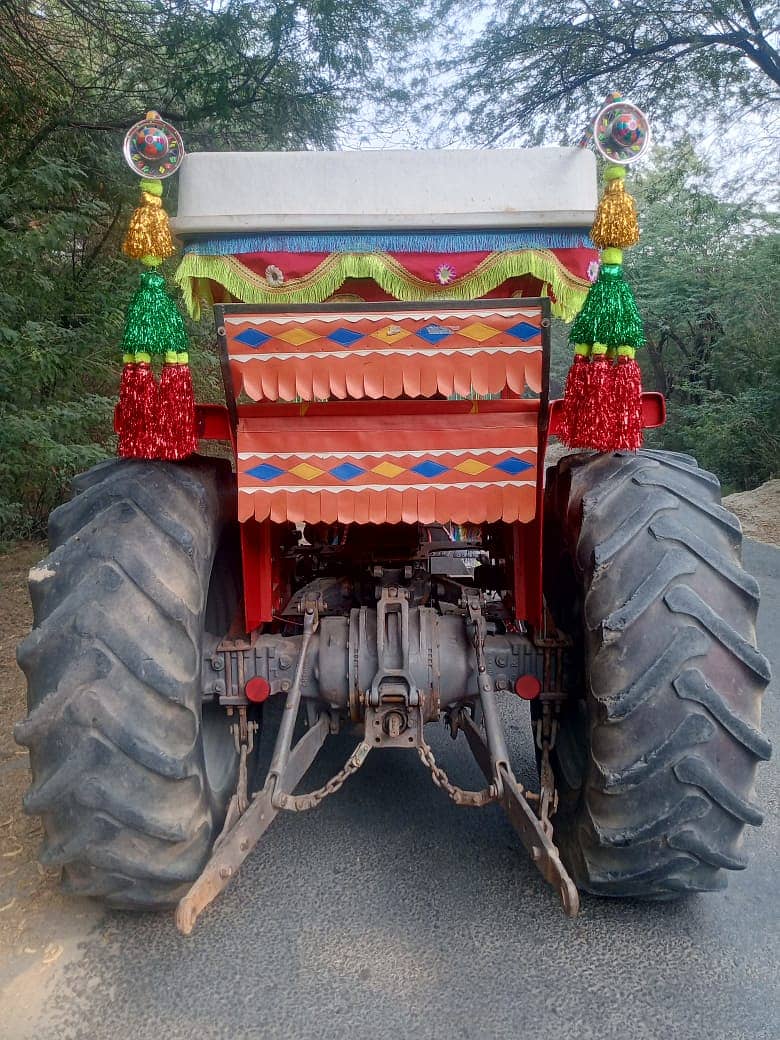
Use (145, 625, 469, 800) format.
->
(241, 518, 274, 632)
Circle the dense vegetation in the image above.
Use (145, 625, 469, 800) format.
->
(0, 0, 777, 541)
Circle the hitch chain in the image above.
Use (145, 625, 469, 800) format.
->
(231, 706, 258, 815)
(535, 704, 559, 837)
(418, 739, 497, 808)
(274, 740, 372, 812)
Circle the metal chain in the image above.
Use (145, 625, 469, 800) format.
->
(418, 739, 497, 808)
(535, 706, 559, 837)
(274, 740, 372, 812)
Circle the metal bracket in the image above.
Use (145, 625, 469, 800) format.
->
(459, 709, 579, 917)
(368, 586, 419, 708)
(176, 603, 325, 935)
(175, 714, 330, 936)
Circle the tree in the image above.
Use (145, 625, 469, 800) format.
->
(0, 1, 425, 541)
(434, 1, 780, 144)
(629, 146, 779, 489)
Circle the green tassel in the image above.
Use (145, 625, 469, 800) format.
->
(121, 270, 187, 356)
(569, 264, 645, 350)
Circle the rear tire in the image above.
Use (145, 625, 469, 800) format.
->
(15, 456, 246, 909)
(544, 449, 771, 898)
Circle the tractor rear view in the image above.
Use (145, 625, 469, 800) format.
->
(16, 111, 770, 933)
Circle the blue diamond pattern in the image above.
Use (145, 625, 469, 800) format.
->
(411, 460, 449, 478)
(416, 323, 453, 344)
(329, 462, 366, 481)
(506, 322, 539, 341)
(494, 456, 533, 476)
(235, 328, 271, 348)
(246, 462, 285, 481)
(327, 328, 365, 346)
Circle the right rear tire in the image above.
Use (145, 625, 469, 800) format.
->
(15, 456, 247, 909)
(543, 449, 771, 898)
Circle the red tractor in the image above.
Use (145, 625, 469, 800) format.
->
(16, 144, 770, 933)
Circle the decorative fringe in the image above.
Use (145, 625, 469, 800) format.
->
(569, 263, 645, 350)
(157, 355, 198, 460)
(558, 351, 589, 445)
(123, 192, 176, 260)
(117, 360, 159, 458)
(174, 249, 591, 322)
(122, 270, 188, 356)
(590, 174, 640, 249)
(182, 229, 595, 256)
(610, 353, 644, 450)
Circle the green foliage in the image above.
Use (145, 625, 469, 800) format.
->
(0, 0, 424, 540)
(432, 1, 780, 144)
(626, 147, 779, 489)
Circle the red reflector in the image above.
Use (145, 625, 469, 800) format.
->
(514, 675, 541, 700)
(245, 677, 271, 703)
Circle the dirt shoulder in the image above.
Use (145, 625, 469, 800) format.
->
(0, 543, 100, 990)
(723, 479, 780, 547)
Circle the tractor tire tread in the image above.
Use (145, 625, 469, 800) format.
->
(545, 450, 770, 899)
(16, 456, 234, 909)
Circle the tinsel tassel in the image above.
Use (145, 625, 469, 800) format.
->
(122, 179, 175, 261)
(157, 355, 198, 460)
(590, 171, 640, 249)
(569, 263, 646, 352)
(121, 270, 188, 358)
(573, 353, 614, 451)
(122, 192, 175, 260)
(117, 360, 159, 458)
(610, 353, 644, 450)
(558, 350, 590, 447)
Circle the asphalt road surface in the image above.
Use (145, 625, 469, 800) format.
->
(6, 541, 779, 1040)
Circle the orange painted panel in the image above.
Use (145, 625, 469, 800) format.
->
(223, 304, 545, 401)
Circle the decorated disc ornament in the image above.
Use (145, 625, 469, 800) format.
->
(123, 111, 185, 179)
(115, 111, 197, 461)
(593, 100, 650, 165)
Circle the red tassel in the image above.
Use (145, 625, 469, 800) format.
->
(559, 353, 589, 447)
(157, 361, 198, 460)
(117, 362, 159, 458)
(610, 355, 643, 450)
(573, 355, 614, 451)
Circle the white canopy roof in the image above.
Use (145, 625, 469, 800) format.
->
(172, 147, 597, 235)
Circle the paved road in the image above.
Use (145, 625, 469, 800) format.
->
(6, 542, 780, 1040)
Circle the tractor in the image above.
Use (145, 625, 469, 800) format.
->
(15, 133, 770, 934)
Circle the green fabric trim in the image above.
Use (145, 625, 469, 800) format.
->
(174, 251, 590, 323)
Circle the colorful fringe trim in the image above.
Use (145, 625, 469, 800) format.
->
(175, 250, 592, 322)
(182, 229, 595, 255)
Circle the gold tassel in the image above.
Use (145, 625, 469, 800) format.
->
(590, 168, 640, 250)
(122, 183, 175, 260)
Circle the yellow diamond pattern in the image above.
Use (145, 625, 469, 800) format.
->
(290, 462, 325, 480)
(276, 327, 320, 346)
(372, 461, 405, 478)
(372, 325, 412, 344)
(460, 322, 500, 343)
(455, 459, 490, 475)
